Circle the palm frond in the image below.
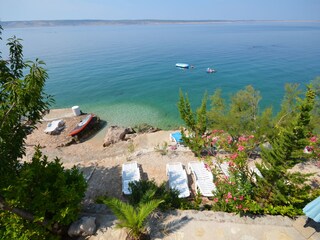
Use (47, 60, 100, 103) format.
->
(103, 198, 135, 224)
(137, 199, 163, 227)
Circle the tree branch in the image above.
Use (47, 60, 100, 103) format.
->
(0, 102, 16, 129)
(0, 194, 50, 227)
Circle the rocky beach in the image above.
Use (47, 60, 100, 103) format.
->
(23, 108, 320, 239)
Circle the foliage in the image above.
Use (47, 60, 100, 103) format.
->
(154, 141, 168, 155)
(176, 75, 320, 217)
(0, 34, 53, 186)
(310, 77, 320, 133)
(305, 135, 320, 162)
(102, 197, 163, 240)
(275, 83, 302, 129)
(177, 90, 208, 156)
(207, 86, 269, 139)
(0, 27, 87, 239)
(0, 149, 87, 239)
(209, 132, 260, 214)
(127, 179, 183, 211)
(254, 86, 318, 215)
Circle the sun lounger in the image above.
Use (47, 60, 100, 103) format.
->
(44, 119, 65, 134)
(170, 131, 183, 145)
(217, 162, 230, 177)
(188, 161, 216, 197)
(166, 162, 190, 198)
(122, 161, 141, 195)
(249, 166, 263, 182)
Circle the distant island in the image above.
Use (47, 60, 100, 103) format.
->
(1, 19, 320, 28)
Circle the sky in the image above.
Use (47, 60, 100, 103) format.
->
(1, 0, 320, 21)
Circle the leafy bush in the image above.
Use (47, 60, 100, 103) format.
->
(0, 148, 87, 239)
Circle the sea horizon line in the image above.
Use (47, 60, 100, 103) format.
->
(1, 19, 320, 28)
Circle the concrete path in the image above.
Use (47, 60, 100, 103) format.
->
(85, 209, 320, 240)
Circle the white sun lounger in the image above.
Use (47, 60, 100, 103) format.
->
(166, 162, 190, 198)
(44, 119, 65, 134)
(249, 166, 263, 182)
(188, 161, 216, 197)
(217, 162, 230, 177)
(122, 161, 141, 195)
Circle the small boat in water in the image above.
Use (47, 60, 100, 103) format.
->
(206, 67, 216, 73)
(69, 114, 94, 136)
(176, 63, 189, 69)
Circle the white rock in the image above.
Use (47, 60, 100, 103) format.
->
(68, 216, 96, 237)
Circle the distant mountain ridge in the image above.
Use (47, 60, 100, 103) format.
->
(1, 19, 319, 28)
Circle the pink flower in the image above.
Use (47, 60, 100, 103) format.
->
(238, 145, 245, 151)
(225, 199, 229, 203)
(228, 161, 235, 167)
(234, 197, 237, 201)
(249, 135, 254, 139)
(227, 192, 232, 199)
(238, 136, 247, 142)
(236, 204, 243, 209)
(239, 196, 244, 201)
(214, 198, 218, 203)
(227, 136, 233, 144)
(310, 136, 317, 143)
(230, 153, 238, 160)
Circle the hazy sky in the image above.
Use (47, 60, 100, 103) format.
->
(1, 0, 320, 21)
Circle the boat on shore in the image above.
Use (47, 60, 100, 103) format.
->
(206, 67, 216, 73)
(176, 63, 189, 69)
(69, 114, 94, 136)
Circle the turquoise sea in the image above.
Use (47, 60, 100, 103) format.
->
(2, 22, 320, 129)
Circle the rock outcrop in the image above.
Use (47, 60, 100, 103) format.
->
(103, 126, 135, 147)
(68, 216, 96, 237)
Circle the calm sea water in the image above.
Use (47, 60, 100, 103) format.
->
(2, 22, 320, 129)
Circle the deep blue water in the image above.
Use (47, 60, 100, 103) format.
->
(2, 22, 320, 129)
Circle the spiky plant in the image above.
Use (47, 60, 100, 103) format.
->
(103, 198, 163, 240)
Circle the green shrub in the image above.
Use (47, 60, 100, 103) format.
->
(0, 148, 87, 239)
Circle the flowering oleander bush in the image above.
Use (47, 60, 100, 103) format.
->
(209, 132, 261, 214)
(201, 130, 257, 158)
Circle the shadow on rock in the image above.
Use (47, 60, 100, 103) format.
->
(149, 210, 193, 239)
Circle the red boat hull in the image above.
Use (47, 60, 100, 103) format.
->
(69, 114, 94, 136)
